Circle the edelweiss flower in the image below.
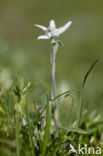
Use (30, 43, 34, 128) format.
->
(35, 20, 72, 40)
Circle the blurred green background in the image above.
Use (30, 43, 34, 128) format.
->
(0, 0, 103, 117)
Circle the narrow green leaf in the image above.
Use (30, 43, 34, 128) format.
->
(82, 59, 98, 87)
(42, 95, 51, 156)
(16, 114, 20, 156)
(77, 59, 98, 127)
(25, 84, 35, 156)
(68, 128, 87, 134)
(59, 126, 87, 134)
(50, 89, 80, 102)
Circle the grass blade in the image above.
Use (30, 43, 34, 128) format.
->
(42, 95, 51, 156)
(16, 114, 20, 156)
(77, 59, 98, 128)
(82, 59, 98, 87)
(25, 85, 35, 156)
(50, 89, 81, 102)
(67, 127, 87, 134)
(59, 126, 87, 134)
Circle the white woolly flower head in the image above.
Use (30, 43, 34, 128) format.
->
(35, 20, 72, 40)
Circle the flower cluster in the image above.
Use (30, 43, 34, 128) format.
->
(35, 20, 72, 40)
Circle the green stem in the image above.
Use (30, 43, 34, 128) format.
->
(77, 88, 84, 128)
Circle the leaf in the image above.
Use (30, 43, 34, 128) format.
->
(41, 95, 52, 156)
(68, 128, 87, 134)
(87, 120, 103, 128)
(77, 59, 98, 128)
(57, 40, 64, 47)
(59, 126, 87, 134)
(82, 59, 98, 88)
(15, 114, 20, 156)
(25, 84, 35, 156)
(50, 90, 78, 101)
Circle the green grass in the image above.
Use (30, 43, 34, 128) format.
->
(0, 61, 103, 155)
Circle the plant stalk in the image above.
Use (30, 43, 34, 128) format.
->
(51, 42, 57, 111)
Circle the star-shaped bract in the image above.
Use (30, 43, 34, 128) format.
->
(35, 20, 72, 40)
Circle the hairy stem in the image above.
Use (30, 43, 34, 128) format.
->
(51, 45, 56, 110)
